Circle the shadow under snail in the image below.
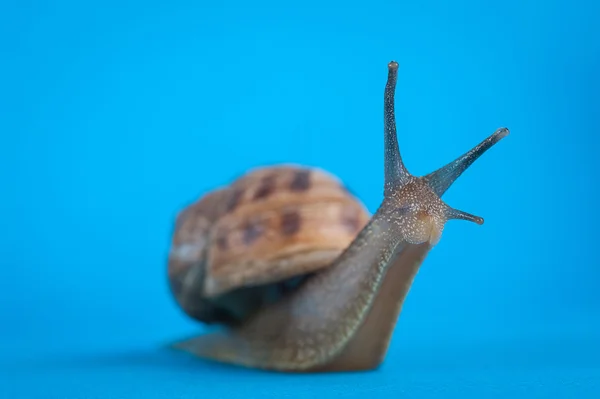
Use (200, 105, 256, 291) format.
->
(166, 61, 509, 373)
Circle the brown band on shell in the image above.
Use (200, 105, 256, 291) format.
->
(253, 174, 277, 200)
(226, 188, 244, 213)
(340, 205, 361, 234)
(243, 219, 264, 245)
(280, 209, 301, 236)
(289, 170, 311, 192)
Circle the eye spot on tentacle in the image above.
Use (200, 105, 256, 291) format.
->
(281, 210, 301, 236)
(253, 174, 277, 200)
(289, 170, 311, 192)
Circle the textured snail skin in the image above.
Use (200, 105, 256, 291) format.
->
(169, 61, 509, 372)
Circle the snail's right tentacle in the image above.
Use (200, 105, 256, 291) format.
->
(423, 127, 509, 197)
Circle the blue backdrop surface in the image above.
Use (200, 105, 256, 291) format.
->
(1, 0, 599, 397)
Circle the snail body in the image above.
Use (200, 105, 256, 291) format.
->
(167, 61, 509, 372)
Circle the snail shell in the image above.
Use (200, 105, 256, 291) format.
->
(167, 164, 370, 326)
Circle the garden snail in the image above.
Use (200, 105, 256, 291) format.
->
(167, 61, 509, 372)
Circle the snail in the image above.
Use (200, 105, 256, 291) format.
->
(166, 61, 509, 372)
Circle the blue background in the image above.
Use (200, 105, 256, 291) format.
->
(2, 0, 599, 397)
